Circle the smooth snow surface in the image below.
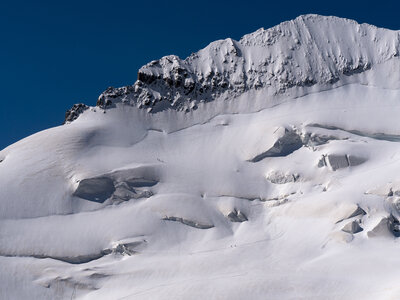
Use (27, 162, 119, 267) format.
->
(2, 15, 400, 299)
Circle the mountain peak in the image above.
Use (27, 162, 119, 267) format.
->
(72, 15, 400, 120)
(5, 15, 400, 299)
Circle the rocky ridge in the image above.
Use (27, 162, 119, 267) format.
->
(64, 14, 400, 118)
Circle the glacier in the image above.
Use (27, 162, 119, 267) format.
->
(2, 14, 400, 299)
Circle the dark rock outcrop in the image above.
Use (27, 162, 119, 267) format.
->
(64, 103, 89, 124)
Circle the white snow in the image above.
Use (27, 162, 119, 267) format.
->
(2, 14, 400, 299)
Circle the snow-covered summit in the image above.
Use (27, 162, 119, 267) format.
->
(93, 14, 399, 114)
(4, 15, 400, 300)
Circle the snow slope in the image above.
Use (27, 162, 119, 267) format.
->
(2, 14, 400, 299)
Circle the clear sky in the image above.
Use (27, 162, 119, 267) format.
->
(1, 0, 400, 150)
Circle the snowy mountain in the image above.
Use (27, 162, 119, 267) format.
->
(94, 14, 399, 113)
(2, 14, 400, 299)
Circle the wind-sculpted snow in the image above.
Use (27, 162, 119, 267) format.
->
(249, 129, 303, 162)
(3, 15, 400, 300)
(342, 220, 363, 234)
(336, 205, 366, 223)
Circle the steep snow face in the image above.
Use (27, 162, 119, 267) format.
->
(95, 14, 399, 113)
(3, 15, 400, 300)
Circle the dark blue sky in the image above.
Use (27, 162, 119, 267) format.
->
(1, 0, 400, 150)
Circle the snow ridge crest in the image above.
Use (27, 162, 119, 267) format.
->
(92, 15, 400, 114)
